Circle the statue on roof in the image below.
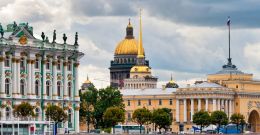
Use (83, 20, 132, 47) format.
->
(25, 22, 29, 29)
(13, 21, 17, 31)
(41, 32, 45, 41)
(0, 23, 4, 38)
(52, 30, 56, 43)
(74, 32, 78, 45)
(45, 36, 49, 43)
(63, 33, 67, 44)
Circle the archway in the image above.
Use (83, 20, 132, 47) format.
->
(248, 110, 260, 132)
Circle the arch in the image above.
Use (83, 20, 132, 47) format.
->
(248, 110, 260, 132)
(57, 81, 62, 97)
(46, 81, 51, 96)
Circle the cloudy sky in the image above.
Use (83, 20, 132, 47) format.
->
(1, 0, 260, 88)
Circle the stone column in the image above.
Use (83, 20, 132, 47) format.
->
(221, 99, 224, 111)
(176, 99, 179, 122)
(217, 99, 221, 110)
(75, 108, 80, 133)
(213, 99, 216, 111)
(198, 98, 201, 111)
(205, 98, 209, 111)
(27, 58, 32, 96)
(12, 55, 17, 97)
(63, 58, 68, 99)
(229, 100, 232, 118)
(74, 61, 80, 101)
(191, 99, 194, 122)
(52, 56, 57, 99)
(184, 99, 187, 122)
(0, 52, 5, 97)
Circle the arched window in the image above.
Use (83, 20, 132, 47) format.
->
(20, 58, 25, 69)
(5, 79, 10, 95)
(67, 61, 71, 71)
(46, 59, 50, 70)
(4, 56, 10, 67)
(20, 80, 25, 95)
(57, 81, 61, 96)
(35, 108, 40, 120)
(68, 109, 72, 127)
(6, 107, 11, 120)
(68, 82, 72, 97)
(35, 80, 40, 96)
(46, 81, 51, 96)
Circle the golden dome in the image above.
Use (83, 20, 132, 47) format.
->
(84, 76, 91, 84)
(130, 65, 151, 73)
(114, 39, 144, 55)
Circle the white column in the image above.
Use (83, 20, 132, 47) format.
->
(75, 109, 80, 133)
(221, 99, 224, 111)
(191, 99, 194, 122)
(12, 55, 17, 97)
(176, 99, 179, 122)
(31, 58, 35, 97)
(228, 100, 232, 118)
(74, 61, 79, 101)
(213, 99, 216, 111)
(217, 99, 221, 110)
(53, 56, 57, 99)
(63, 58, 68, 99)
(0, 52, 5, 97)
(42, 56, 46, 98)
(198, 99, 201, 111)
(16, 56, 20, 95)
(225, 100, 228, 114)
(184, 99, 187, 122)
(205, 98, 208, 111)
(27, 58, 32, 96)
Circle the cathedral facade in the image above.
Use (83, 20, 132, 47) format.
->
(0, 22, 84, 133)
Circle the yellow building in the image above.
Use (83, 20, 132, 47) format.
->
(117, 15, 260, 133)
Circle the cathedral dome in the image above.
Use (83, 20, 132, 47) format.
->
(115, 39, 144, 55)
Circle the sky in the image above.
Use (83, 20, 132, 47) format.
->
(1, 0, 260, 88)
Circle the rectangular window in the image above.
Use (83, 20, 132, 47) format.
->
(138, 100, 141, 106)
(35, 59, 39, 69)
(169, 99, 173, 105)
(4, 57, 10, 67)
(46, 60, 50, 70)
(127, 113, 131, 121)
(68, 62, 71, 71)
(159, 99, 162, 105)
(148, 99, 152, 106)
(127, 100, 131, 106)
(57, 61, 61, 70)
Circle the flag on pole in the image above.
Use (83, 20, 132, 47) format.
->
(227, 16, 231, 26)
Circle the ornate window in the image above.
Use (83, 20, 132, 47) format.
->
(6, 107, 11, 120)
(159, 99, 162, 105)
(20, 80, 25, 95)
(68, 62, 71, 71)
(5, 78, 10, 95)
(57, 60, 61, 70)
(4, 56, 10, 67)
(35, 80, 40, 96)
(46, 59, 50, 70)
(148, 99, 152, 106)
(46, 81, 51, 96)
(138, 100, 141, 106)
(127, 100, 131, 106)
(20, 58, 25, 69)
(68, 82, 72, 97)
(169, 99, 173, 105)
(57, 81, 61, 97)
(35, 59, 39, 69)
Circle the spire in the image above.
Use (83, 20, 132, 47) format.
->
(137, 9, 144, 58)
(227, 16, 232, 65)
(171, 74, 173, 81)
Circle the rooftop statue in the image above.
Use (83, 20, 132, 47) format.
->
(13, 21, 17, 31)
(63, 33, 67, 44)
(41, 32, 45, 41)
(0, 23, 4, 38)
(74, 32, 78, 45)
(52, 30, 56, 43)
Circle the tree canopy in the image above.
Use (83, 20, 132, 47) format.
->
(45, 104, 67, 123)
(132, 108, 152, 134)
(230, 113, 245, 133)
(193, 110, 211, 133)
(152, 108, 172, 132)
(103, 106, 125, 132)
(13, 102, 35, 118)
(211, 111, 228, 133)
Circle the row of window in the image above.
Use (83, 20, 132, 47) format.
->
(4, 57, 73, 71)
(127, 99, 173, 106)
(5, 78, 73, 97)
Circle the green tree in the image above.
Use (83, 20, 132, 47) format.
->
(192, 110, 211, 133)
(45, 105, 67, 134)
(103, 107, 125, 133)
(230, 113, 245, 133)
(132, 108, 152, 134)
(93, 87, 124, 128)
(152, 108, 172, 133)
(211, 111, 228, 133)
(80, 86, 98, 132)
(13, 102, 35, 118)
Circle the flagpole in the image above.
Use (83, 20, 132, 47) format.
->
(229, 17, 230, 60)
